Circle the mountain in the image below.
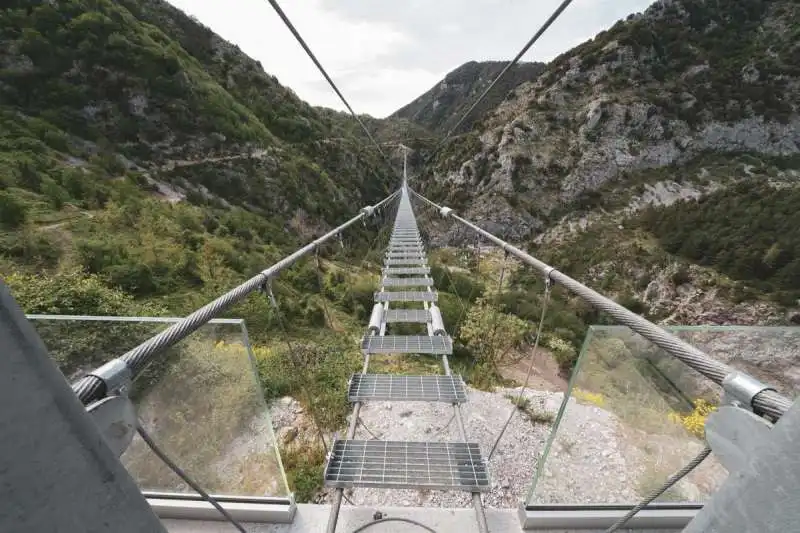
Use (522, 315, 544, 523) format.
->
(391, 60, 545, 135)
(415, 0, 800, 326)
(0, 0, 401, 331)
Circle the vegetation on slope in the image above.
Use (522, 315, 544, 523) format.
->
(640, 181, 800, 301)
(543, 0, 798, 124)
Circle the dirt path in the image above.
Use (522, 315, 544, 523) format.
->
(157, 149, 269, 171)
(40, 209, 94, 231)
(499, 347, 568, 392)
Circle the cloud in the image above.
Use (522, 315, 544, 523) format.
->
(166, 0, 654, 117)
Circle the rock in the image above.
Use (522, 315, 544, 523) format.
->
(741, 64, 760, 83)
(584, 99, 605, 131)
(278, 426, 298, 445)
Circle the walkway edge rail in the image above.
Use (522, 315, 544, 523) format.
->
(409, 188, 792, 420)
(73, 190, 401, 405)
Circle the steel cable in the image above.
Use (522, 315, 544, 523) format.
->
(74, 194, 397, 405)
(423, 0, 576, 168)
(263, 0, 399, 179)
(408, 187, 792, 419)
(604, 446, 712, 533)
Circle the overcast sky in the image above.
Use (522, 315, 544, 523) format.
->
(166, 0, 654, 118)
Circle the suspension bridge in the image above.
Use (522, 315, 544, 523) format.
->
(2, 0, 799, 531)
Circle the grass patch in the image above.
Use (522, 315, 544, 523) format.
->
(505, 394, 555, 425)
(281, 443, 326, 502)
(254, 338, 361, 431)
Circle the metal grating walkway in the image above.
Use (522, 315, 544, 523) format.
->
(361, 335, 453, 354)
(383, 267, 430, 275)
(348, 374, 467, 403)
(375, 291, 437, 302)
(383, 309, 431, 323)
(381, 277, 433, 287)
(324, 440, 489, 491)
(385, 257, 427, 266)
(326, 185, 489, 532)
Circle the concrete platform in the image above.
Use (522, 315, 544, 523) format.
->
(162, 504, 681, 532)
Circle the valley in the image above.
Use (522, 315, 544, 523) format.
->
(2, 0, 799, 508)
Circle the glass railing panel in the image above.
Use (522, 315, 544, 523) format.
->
(523, 325, 792, 506)
(29, 315, 290, 498)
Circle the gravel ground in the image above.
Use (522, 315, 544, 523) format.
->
(271, 387, 725, 508)
(527, 396, 643, 504)
(319, 387, 558, 509)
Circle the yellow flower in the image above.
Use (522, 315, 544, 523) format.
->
(573, 388, 605, 407)
(668, 399, 717, 438)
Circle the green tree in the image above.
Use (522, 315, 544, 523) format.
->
(460, 296, 530, 374)
(0, 191, 27, 228)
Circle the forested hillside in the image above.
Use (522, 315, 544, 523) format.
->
(0, 0, 401, 333)
(406, 0, 800, 334)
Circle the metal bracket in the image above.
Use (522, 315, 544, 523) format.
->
(543, 266, 555, 285)
(705, 404, 772, 473)
(86, 394, 137, 457)
(88, 358, 132, 396)
(260, 277, 279, 309)
(338, 232, 344, 249)
(722, 371, 776, 411)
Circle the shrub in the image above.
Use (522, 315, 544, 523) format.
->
(281, 444, 326, 502)
(0, 191, 27, 228)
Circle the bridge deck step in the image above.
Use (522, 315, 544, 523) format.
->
(324, 440, 489, 491)
(381, 277, 433, 287)
(383, 267, 430, 275)
(361, 335, 452, 354)
(375, 291, 436, 302)
(385, 257, 427, 266)
(348, 373, 467, 403)
(383, 309, 431, 323)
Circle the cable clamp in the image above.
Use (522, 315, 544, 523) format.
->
(260, 277, 279, 309)
(88, 358, 132, 396)
(360, 205, 375, 217)
(440, 206, 454, 218)
(721, 371, 776, 412)
(543, 266, 555, 285)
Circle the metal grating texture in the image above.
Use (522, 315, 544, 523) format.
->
(348, 373, 467, 403)
(374, 291, 437, 302)
(387, 250, 425, 256)
(388, 249, 424, 255)
(384, 309, 431, 323)
(381, 277, 433, 287)
(361, 335, 452, 354)
(385, 257, 427, 266)
(324, 440, 489, 491)
(383, 267, 430, 275)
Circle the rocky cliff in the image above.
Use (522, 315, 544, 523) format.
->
(410, 0, 800, 326)
(423, 0, 798, 230)
(391, 60, 545, 136)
